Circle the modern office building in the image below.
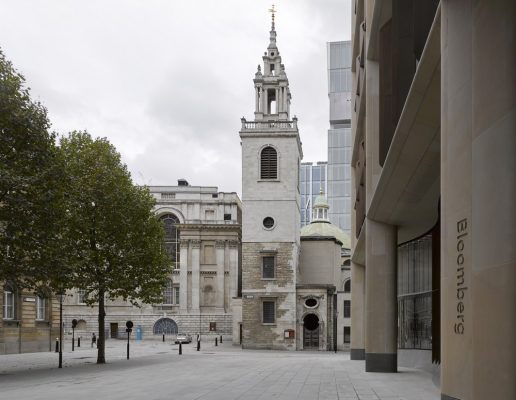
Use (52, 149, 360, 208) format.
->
(300, 162, 327, 227)
(350, 1, 515, 399)
(327, 41, 352, 237)
(63, 180, 242, 342)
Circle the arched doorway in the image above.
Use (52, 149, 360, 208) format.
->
(303, 313, 320, 349)
(153, 318, 178, 335)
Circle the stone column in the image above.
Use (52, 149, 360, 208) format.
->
(365, 218, 397, 372)
(275, 88, 279, 113)
(191, 240, 201, 311)
(277, 87, 282, 113)
(255, 87, 260, 112)
(216, 240, 225, 310)
(179, 240, 189, 312)
(441, 2, 516, 399)
(283, 88, 288, 113)
(228, 240, 238, 298)
(350, 261, 365, 360)
(262, 88, 268, 114)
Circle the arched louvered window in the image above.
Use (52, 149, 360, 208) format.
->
(260, 146, 278, 179)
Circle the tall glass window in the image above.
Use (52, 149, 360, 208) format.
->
(36, 296, 45, 320)
(3, 290, 14, 319)
(161, 214, 180, 266)
(397, 234, 432, 350)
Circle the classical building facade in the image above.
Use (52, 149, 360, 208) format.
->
(1, 287, 60, 354)
(350, 1, 516, 399)
(63, 181, 242, 341)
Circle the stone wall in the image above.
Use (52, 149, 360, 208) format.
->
(241, 242, 297, 350)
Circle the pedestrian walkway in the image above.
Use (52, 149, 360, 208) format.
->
(0, 339, 439, 400)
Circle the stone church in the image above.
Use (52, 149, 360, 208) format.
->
(235, 15, 350, 351)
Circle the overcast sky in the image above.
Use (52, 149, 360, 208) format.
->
(1, 0, 351, 194)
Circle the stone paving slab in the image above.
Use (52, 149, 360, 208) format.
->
(0, 340, 439, 400)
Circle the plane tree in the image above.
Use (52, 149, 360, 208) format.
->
(0, 48, 70, 293)
(59, 131, 171, 364)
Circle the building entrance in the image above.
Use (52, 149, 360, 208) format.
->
(303, 314, 319, 349)
(110, 323, 118, 338)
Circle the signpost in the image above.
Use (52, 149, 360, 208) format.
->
(72, 319, 78, 351)
(126, 320, 133, 360)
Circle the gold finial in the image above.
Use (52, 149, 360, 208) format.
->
(268, 4, 276, 26)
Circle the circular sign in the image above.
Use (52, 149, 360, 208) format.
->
(126, 320, 134, 329)
(72, 319, 78, 328)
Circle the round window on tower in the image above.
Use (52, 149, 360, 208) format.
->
(305, 298, 318, 308)
(263, 217, 275, 230)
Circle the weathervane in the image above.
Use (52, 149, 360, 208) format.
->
(268, 4, 276, 27)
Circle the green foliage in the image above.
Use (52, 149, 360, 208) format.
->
(59, 131, 171, 363)
(0, 48, 69, 291)
(60, 131, 171, 303)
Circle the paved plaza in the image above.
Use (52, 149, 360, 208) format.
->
(0, 339, 439, 400)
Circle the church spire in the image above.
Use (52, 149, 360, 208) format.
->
(268, 4, 277, 50)
(251, 5, 292, 122)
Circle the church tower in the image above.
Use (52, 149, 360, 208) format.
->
(239, 8, 303, 350)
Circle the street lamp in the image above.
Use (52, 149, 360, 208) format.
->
(57, 291, 65, 368)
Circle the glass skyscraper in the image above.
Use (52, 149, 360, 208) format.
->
(300, 162, 327, 227)
(327, 41, 352, 236)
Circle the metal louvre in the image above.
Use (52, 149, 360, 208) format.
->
(260, 146, 278, 179)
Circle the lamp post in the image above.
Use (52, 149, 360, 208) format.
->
(72, 319, 78, 351)
(57, 292, 65, 368)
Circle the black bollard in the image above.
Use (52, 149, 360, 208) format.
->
(162, 333, 165, 342)
(215, 337, 218, 346)
(197, 340, 200, 351)
(55, 338, 59, 353)
(220, 335, 223, 343)
(78, 336, 81, 347)
(179, 342, 182, 355)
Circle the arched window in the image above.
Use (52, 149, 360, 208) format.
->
(160, 214, 180, 265)
(260, 146, 278, 179)
(344, 279, 351, 293)
(153, 318, 178, 335)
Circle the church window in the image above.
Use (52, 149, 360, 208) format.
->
(262, 256, 275, 279)
(305, 298, 318, 308)
(161, 214, 180, 265)
(224, 213, 231, 221)
(260, 146, 278, 179)
(344, 326, 351, 343)
(344, 279, 351, 293)
(262, 300, 276, 324)
(344, 300, 351, 318)
(263, 217, 275, 229)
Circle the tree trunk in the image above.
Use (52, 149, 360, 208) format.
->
(97, 289, 106, 364)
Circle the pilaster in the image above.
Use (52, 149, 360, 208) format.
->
(179, 239, 189, 311)
(216, 240, 225, 309)
(191, 239, 201, 311)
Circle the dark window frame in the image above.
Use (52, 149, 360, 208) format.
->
(262, 256, 275, 280)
